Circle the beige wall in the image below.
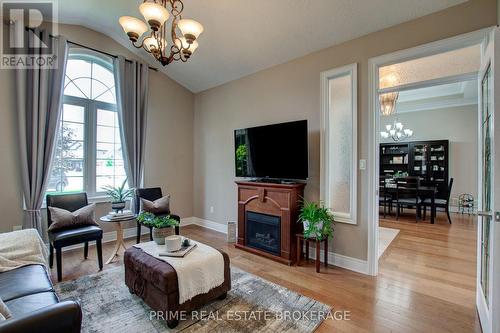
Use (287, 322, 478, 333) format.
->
(0, 24, 195, 234)
(381, 105, 478, 202)
(193, 0, 496, 260)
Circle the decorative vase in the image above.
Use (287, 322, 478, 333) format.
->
(303, 220, 324, 238)
(152, 227, 172, 245)
(111, 201, 126, 213)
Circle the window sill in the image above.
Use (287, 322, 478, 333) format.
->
(41, 195, 113, 209)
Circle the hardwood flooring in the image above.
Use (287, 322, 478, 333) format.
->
(50, 211, 480, 332)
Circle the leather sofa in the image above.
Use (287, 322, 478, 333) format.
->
(0, 264, 82, 333)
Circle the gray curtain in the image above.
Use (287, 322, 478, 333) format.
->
(15, 30, 69, 233)
(113, 56, 149, 204)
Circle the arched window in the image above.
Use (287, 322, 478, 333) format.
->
(47, 49, 126, 196)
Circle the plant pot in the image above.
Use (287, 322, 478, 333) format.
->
(111, 201, 126, 212)
(152, 227, 173, 245)
(303, 220, 324, 238)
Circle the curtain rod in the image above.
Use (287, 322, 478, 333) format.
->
(67, 40, 158, 71)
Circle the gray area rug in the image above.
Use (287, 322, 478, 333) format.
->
(55, 265, 330, 332)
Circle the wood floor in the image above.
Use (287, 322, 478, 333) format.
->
(50, 212, 480, 333)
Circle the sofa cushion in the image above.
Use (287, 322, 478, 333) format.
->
(5, 292, 58, 317)
(0, 297, 12, 319)
(0, 265, 53, 302)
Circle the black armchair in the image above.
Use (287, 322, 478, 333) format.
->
(46, 193, 103, 282)
(135, 187, 180, 243)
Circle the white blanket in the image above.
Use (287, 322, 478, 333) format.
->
(133, 241, 225, 304)
(0, 229, 48, 272)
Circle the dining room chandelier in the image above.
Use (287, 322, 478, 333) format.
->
(379, 71, 400, 116)
(380, 120, 413, 142)
(119, 0, 204, 66)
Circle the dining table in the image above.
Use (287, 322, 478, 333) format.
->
(383, 184, 438, 224)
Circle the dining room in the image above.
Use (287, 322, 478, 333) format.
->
(375, 46, 480, 258)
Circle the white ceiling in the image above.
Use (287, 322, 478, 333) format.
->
(55, 0, 467, 93)
(396, 80, 478, 113)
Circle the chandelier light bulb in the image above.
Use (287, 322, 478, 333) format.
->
(175, 37, 199, 57)
(139, 2, 170, 31)
(385, 124, 392, 131)
(144, 37, 166, 53)
(395, 122, 403, 130)
(178, 19, 204, 43)
(119, 16, 148, 42)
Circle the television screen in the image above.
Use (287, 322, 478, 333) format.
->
(234, 120, 308, 180)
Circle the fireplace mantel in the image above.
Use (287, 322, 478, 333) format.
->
(235, 181, 305, 265)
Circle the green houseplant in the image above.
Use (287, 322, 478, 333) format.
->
(137, 212, 180, 245)
(102, 178, 134, 212)
(298, 200, 334, 240)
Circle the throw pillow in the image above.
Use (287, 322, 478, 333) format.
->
(0, 298, 12, 320)
(141, 195, 170, 215)
(48, 203, 98, 232)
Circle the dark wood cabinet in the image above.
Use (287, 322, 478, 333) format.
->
(380, 140, 449, 199)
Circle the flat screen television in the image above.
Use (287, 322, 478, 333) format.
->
(234, 120, 308, 180)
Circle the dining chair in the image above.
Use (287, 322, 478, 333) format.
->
(395, 177, 420, 222)
(379, 176, 393, 218)
(422, 178, 454, 224)
(46, 193, 103, 282)
(135, 187, 181, 243)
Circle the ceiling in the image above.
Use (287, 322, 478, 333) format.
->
(55, 0, 467, 93)
(396, 80, 478, 113)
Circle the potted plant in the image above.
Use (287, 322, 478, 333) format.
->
(298, 200, 334, 240)
(102, 179, 134, 213)
(137, 212, 180, 245)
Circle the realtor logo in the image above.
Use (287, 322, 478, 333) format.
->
(0, 1, 58, 69)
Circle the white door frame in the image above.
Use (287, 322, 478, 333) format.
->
(367, 27, 490, 276)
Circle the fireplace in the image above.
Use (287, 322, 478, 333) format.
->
(246, 212, 281, 255)
(236, 181, 305, 265)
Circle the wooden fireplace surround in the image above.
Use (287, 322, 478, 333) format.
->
(235, 181, 305, 265)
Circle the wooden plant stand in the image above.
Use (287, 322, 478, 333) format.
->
(295, 233, 328, 273)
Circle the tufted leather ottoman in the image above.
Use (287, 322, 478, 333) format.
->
(124, 246, 231, 328)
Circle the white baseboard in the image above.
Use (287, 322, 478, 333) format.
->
(304, 245, 369, 275)
(188, 217, 228, 234)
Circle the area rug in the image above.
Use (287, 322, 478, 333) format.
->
(55, 265, 331, 332)
(378, 226, 400, 258)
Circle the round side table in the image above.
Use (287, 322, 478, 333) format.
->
(100, 215, 137, 264)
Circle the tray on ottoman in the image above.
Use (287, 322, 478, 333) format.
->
(124, 246, 231, 328)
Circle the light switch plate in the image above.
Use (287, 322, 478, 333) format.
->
(359, 159, 366, 170)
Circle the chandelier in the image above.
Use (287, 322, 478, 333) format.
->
(379, 71, 399, 116)
(119, 0, 204, 66)
(380, 120, 413, 142)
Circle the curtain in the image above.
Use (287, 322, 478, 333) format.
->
(15, 30, 69, 233)
(113, 56, 149, 210)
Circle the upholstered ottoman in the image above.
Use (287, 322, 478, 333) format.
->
(124, 246, 231, 328)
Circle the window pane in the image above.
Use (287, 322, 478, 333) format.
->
(96, 142, 114, 159)
(66, 177, 84, 192)
(71, 78, 92, 99)
(92, 63, 114, 89)
(64, 122, 84, 141)
(97, 109, 116, 126)
(328, 74, 353, 215)
(95, 89, 116, 104)
(379, 45, 480, 90)
(63, 104, 84, 123)
(47, 104, 86, 195)
(97, 125, 115, 143)
(92, 80, 108, 101)
(65, 59, 91, 81)
(95, 108, 126, 193)
(64, 79, 88, 99)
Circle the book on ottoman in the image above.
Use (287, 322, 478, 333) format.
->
(159, 243, 197, 258)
